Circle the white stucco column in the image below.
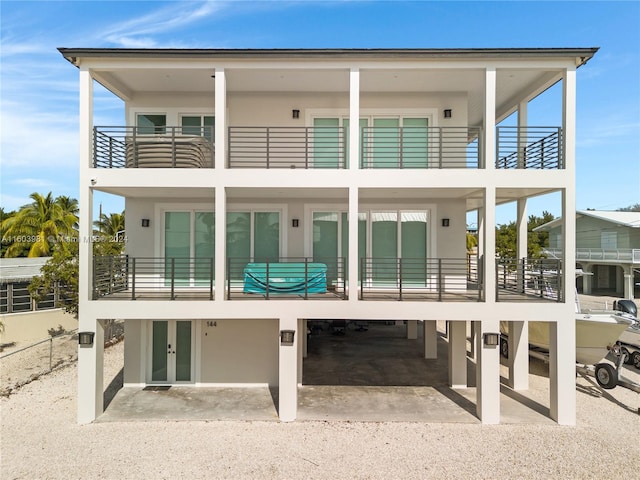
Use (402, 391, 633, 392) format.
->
(77, 66, 102, 424)
(349, 68, 360, 171)
(214, 187, 226, 302)
(407, 320, 418, 339)
(550, 66, 577, 425)
(214, 67, 226, 170)
(507, 321, 529, 390)
(278, 316, 298, 422)
(484, 67, 496, 172)
(517, 100, 528, 169)
(77, 318, 104, 424)
(423, 320, 437, 359)
(475, 319, 501, 424)
(302, 319, 308, 358)
(483, 187, 497, 303)
(297, 319, 304, 383)
(348, 186, 359, 302)
(448, 321, 467, 388)
(581, 264, 593, 294)
(516, 199, 528, 292)
(623, 266, 634, 300)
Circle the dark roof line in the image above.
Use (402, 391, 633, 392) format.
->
(58, 47, 599, 66)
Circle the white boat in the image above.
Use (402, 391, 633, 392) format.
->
(523, 311, 635, 366)
(501, 273, 637, 366)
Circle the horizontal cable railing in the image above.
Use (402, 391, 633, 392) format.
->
(226, 257, 347, 300)
(93, 126, 214, 168)
(496, 257, 563, 302)
(544, 248, 640, 263)
(93, 256, 214, 300)
(496, 126, 562, 169)
(359, 257, 482, 301)
(360, 126, 481, 169)
(228, 126, 347, 169)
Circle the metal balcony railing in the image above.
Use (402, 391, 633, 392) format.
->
(359, 257, 482, 301)
(93, 256, 214, 300)
(496, 126, 562, 169)
(93, 126, 214, 168)
(545, 248, 640, 264)
(495, 257, 563, 302)
(360, 126, 481, 168)
(228, 127, 347, 169)
(226, 257, 347, 300)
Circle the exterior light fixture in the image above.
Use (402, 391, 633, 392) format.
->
(141, 219, 150, 228)
(441, 218, 450, 227)
(292, 219, 299, 228)
(280, 330, 295, 346)
(483, 333, 499, 347)
(78, 331, 95, 346)
(292, 109, 300, 119)
(443, 109, 452, 119)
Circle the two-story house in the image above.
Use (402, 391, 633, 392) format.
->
(538, 210, 640, 299)
(60, 47, 597, 425)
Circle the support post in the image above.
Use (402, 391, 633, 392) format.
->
(476, 320, 501, 424)
(278, 316, 298, 422)
(507, 321, 529, 390)
(448, 321, 467, 388)
(407, 320, 418, 340)
(424, 320, 437, 359)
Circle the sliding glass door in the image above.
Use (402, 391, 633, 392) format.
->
(164, 211, 214, 286)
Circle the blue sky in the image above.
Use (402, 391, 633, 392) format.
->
(1, 0, 639, 225)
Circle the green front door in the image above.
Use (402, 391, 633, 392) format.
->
(150, 320, 193, 383)
(313, 118, 341, 168)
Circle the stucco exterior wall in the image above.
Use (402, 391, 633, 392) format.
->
(123, 320, 143, 384)
(0, 309, 77, 344)
(199, 319, 279, 384)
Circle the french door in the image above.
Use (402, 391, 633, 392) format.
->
(149, 320, 194, 383)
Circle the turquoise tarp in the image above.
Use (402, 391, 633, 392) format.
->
(243, 263, 327, 294)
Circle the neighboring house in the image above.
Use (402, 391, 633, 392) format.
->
(0, 257, 76, 343)
(1, 257, 54, 314)
(537, 210, 640, 299)
(60, 47, 596, 426)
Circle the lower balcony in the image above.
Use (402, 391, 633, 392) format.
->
(92, 256, 563, 303)
(495, 258, 564, 302)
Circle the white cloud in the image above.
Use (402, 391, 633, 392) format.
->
(0, 103, 79, 168)
(11, 178, 56, 188)
(100, 1, 224, 48)
(0, 193, 32, 211)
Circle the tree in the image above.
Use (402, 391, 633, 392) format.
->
(495, 211, 555, 259)
(29, 239, 79, 316)
(0, 207, 16, 257)
(617, 203, 640, 212)
(93, 211, 125, 238)
(1, 192, 79, 258)
(29, 223, 126, 317)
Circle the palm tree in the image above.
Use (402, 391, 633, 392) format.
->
(93, 211, 125, 238)
(1, 192, 78, 257)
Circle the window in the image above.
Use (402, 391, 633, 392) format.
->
(227, 210, 281, 281)
(601, 231, 617, 249)
(137, 114, 166, 134)
(181, 115, 215, 141)
(164, 211, 215, 286)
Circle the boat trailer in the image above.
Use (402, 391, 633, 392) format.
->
(508, 340, 640, 414)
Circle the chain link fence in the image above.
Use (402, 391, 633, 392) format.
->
(0, 320, 124, 396)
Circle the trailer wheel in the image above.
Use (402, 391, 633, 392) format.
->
(500, 337, 509, 359)
(595, 363, 617, 389)
(620, 346, 632, 365)
(632, 351, 640, 370)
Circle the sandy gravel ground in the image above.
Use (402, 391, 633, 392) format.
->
(2, 334, 640, 479)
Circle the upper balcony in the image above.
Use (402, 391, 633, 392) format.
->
(93, 124, 563, 171)
(94, 126, 214, 168)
